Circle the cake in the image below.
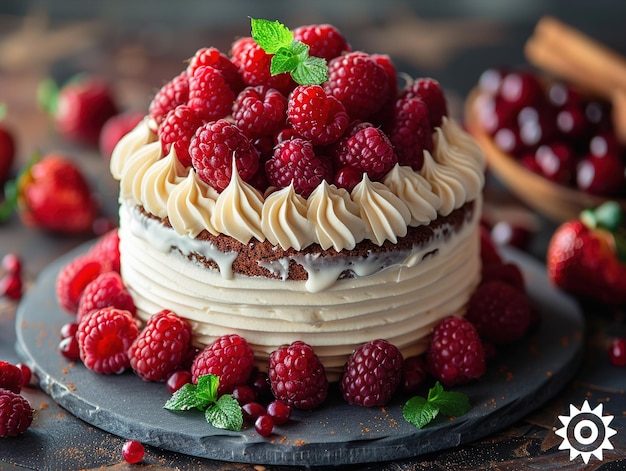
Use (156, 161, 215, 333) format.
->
(108, 20, 486, 382)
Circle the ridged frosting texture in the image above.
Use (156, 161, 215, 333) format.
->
(110, 115, 485, 251)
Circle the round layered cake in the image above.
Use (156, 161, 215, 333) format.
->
(109, 22, 486, 381)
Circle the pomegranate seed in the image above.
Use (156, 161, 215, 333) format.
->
(2, 253, 22, 274)
(266, 400, 291, 425)
(60, 322, 79, 339)
(232, 385, 257, 406)
(165, 369, 192, 394)
(242, 402, 266, 421)
(59, 336, 81, 361)
(249, 369, 272, 401)
(254, 415, 274, 437)
(609, 338, 626, 367)
(16, 363, 32, 388)
(0, 273, 22, 300)
(122, 440, 145, 464)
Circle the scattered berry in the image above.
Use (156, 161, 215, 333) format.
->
(76, 271, 136, 323)
(149, 71, 189, 125)
(158, 105, 204, 166)
(465, 281, 532, 344)
(99, 112, 144, 160)
(60, 322, 79, 339)
(231, 385, 257, 406)
(242, 402, 266, 421)
(266, 138, 333, 198)
(268, 340, 328, 410)
(266, 400, 291, 425)
(609, 338, 626, 367)
(427, 316, 486, 387)
(402, 355, 429, 393)
(0, 361, 22, 394)
(122, 440, 145, 464)
(190, 119, 260, 192)
(287, 85, 349, 145)
(1, 253, 21, 275)
(59, 335, 81, 361)
(0, 272, 22, 300)
(77, 307, 139, 375)
(0, 389, 33, 437)
(254, 414, 274, 437)
(340, 339, 403, 407)
(129, 310, 192, 382)
(15, 364, 32, 389)
(165, 369, 193, 394)
(191, 334, 255, 395)
(248, 368, 272, 401)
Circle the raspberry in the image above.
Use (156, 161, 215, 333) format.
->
(77, 307, 139, 375)
(158, 105, 204, 167)
(190, 119, 260, 192)
(0, 361, 23, 394)
(334, 125, 397, 181)
(325, 52, 389, 120)
(191, 334, 255, 395)
(88, 229, 121, 273)
(76, 271, 136, 323)
(187, 66, 235, 122)
(148, 71, 189, 125)
(232, 86, 287, 139)
(268, 340, 328, 410)
(480, 225, 503, 269)
(266, 138, 333, 198)
(129, 310, 192, 382)
(293, 24, 351, 61)
(481, 262, 526, 293)
(99, 111, 144, 160)
(389, 96, 433, 170)
(402, 78, 448, 128)
(402, 355, 428, 393)
(230, 37, 296, 96)
(465, 281, 532, 344)
(287, 85, 349, 146)
(56, 254, 105, 313)
(340, 339, 403, 407)
(187, 47, 244, 95)
(427, 316, 486, 386)
(0, 389, 33, 437)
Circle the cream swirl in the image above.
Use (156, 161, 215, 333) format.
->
(141, 149, 188, 219)
(441, 117, 486, 168)
(110, 117, 156, 181)
(120, 140, 163, 205)
(167, 169, 221, 237)
(383, 164, 441, 226)
(262, 184, 315, 250)
(351, 174, 411, 245)
(211, 159, 265, 243)
(420, 150, 467, 216)
(306, 181, 366, 251)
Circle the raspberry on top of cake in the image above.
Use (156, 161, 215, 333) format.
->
(109, 18, 486, 380)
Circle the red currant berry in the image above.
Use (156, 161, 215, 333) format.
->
(60, 322, 79, 339)
(2, 253, 22, 274)
(232, 385, 257, 406)
(122, 440, 145, 464)
(576, 153, 626, 196)
(59, 336, 81, 361)
(249, 369, 272, 400)
(609, 338, 626, 367)
(490, 221, 532, 250)
(254, 415, 274, 437)
(0, 273, 22, 300)
(266, 400, 291, 425)
(16, 363, 32, 388)
(165, 369, 192, 394)
(242, 402, 266, 421)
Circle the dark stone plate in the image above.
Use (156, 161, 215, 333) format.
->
(15, 243, 584, 467)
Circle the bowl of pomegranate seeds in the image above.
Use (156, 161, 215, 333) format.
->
(465, 68, 626, 222)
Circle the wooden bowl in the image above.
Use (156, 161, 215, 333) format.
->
(464, 87, 626, 223)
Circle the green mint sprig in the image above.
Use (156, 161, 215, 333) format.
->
(250, 18, 328, 85)
(164, 374, 243, 432)
(402, 381, 471, 429)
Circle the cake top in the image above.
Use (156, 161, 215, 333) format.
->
(111, 19, 485, 251)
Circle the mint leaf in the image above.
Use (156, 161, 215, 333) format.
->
(403, 381, 472, 429)
(195, 374, 219, 404)
(206, 394, 243, 431)
(403, 396, 439, 429)
(292, 56, 328, 85)
(270, 48, 301, 76)
(251, 18, 293, 54)
(164, 383, 207, 411)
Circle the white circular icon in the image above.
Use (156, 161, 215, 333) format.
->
(555, 400, 617, 464)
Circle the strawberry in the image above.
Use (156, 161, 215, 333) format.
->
(39, 76, 119, 146)
(99, 111, 144, 160)
(0, 104, 16, 184)
(1, 153, 99, 234)
(547, 201, 626, 305)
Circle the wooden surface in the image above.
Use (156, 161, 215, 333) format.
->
(1, 3, 626, 469)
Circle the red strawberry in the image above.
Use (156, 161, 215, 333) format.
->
(547, 203, 626, 305)
(16, 154, 98, 234)
(99, 111, 144, 160)
(41, 77, 119, 146)
(0, 105, 16, 184)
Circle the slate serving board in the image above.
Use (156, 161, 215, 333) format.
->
(15, 243, 584, 467)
